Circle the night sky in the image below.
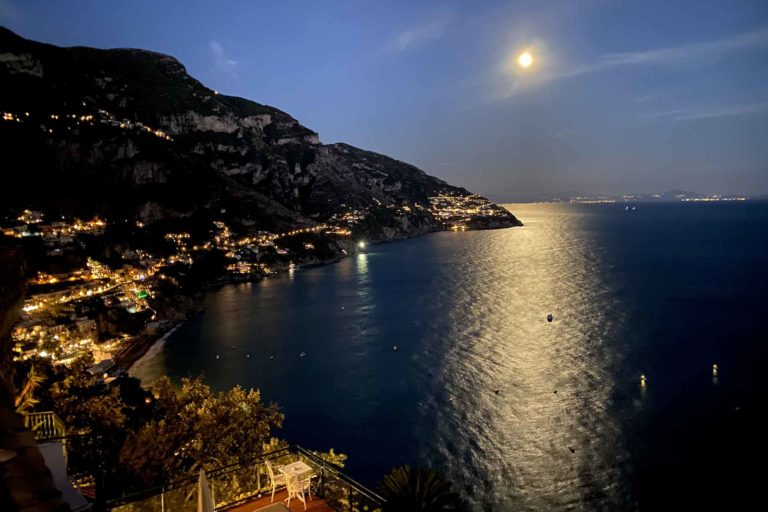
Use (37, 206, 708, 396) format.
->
(2, 0, 767, 200)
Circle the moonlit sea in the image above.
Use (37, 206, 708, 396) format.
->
(131, 202, 768, 511)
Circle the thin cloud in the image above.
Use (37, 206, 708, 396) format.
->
(210, 40, 238, 74)
(647, 102, 768, 122)
(562, 29, 768, 79)
(0, 0, 21, 23)
(389, 11, 452, 53)
(497, 28, 768, 100)
(632, 94, 656, 103)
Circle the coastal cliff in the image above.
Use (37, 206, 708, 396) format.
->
(0, 27, 521, 236)
(0, 26, 521, 371)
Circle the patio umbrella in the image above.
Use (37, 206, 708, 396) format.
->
(197, 468, 215, 512)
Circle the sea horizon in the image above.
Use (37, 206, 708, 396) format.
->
(131, 201, 768, 510)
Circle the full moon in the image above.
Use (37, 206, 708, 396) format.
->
(517, 51, 534, 68)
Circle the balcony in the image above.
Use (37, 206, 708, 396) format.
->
(107, 446, 385, 512)
(225, 489, 334, 512)
(23, 411, 67, 441)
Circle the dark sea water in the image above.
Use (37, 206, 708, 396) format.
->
(132, 202, 768, 511)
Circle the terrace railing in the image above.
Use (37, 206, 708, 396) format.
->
(296, 446, 385, 512)
(106, 445, 385, 512)
(23, 411, 67, 441)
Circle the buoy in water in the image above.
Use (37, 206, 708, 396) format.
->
(640, 374, 647, 386)
(393, 345, 398, 351)
(712, 364, 718, 377)
(547, 313, 554, 322)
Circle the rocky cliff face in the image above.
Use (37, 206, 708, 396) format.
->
(0, 27, 520, 235)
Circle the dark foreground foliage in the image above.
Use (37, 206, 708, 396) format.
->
(380, 465, 468, 512)
(15, 357, 283, 498)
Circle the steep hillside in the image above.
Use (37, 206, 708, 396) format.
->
(0, 27, 521, 236)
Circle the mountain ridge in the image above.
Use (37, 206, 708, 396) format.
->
(0, 26, 521, 239)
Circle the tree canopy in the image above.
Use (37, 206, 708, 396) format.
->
(15, 356, 283, 497)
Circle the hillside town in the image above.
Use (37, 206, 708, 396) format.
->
(2, 192, 509, 374)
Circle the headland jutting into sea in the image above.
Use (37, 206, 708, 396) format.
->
(0, 27, 521, 374)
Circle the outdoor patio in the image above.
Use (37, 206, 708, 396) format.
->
(106, 446, 384, 512)
(224, 488, 334, 512)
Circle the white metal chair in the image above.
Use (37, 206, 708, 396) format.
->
(301, 473, 313, 501)
(264, 459, 286, 503)
(285, 474, 312, 510)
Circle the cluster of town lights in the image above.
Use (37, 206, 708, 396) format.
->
(2, 106, 174, 141)
(7, 192, 504, 367)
